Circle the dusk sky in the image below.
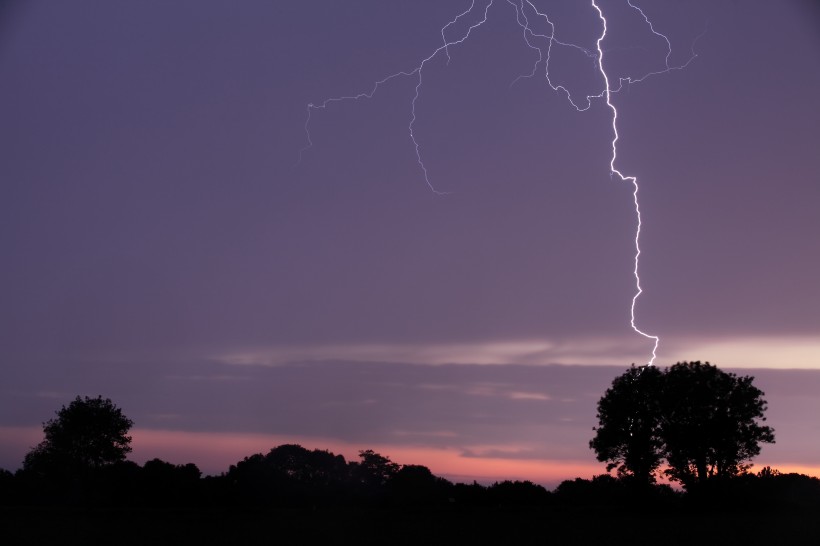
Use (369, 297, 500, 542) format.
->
(2, 1, 819, 486)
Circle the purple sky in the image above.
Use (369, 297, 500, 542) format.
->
(1, 1, 819, 485)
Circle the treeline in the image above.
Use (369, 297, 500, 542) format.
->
(2, 444, 819, 512)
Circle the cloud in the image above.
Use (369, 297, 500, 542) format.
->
(215, 337, 658, 368)
(3, 358, 820, 484)
(214, 334, 820, 371)
(661, 335, 820, 369)
(508, 391, 552, 401)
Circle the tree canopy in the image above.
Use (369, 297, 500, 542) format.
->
(660, 361, 775, 487)
(589, 364, 664, 484)
(590, 361, 774, 488)
(24, 395, 134, 476)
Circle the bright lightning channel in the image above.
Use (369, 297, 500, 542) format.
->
(592, 0, 658, 365)
(297, 1, 702, 366)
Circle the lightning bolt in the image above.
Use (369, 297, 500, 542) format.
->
(297, 0, 495, 195)
(592, 1, 705, 365)
(592, 0, 658, 365)
(297, 1, 703, 366)
(507, 0, 599, 111)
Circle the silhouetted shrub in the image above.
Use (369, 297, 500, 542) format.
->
(138, 458, 203, 506)
(487, 480, 551, 506)
(554, 475, 679, 511)
(0, 468, 16, 505)
(450, 481, 491, 506)
(388, 464, 453, 505)
(683, 470, 820, 513)
(226, 444, 349, 506)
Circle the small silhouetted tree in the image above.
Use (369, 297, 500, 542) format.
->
(660, 361, 774, 488)
(353, 449, 400, 488)
(23, 396, 133, 479)
(226, 444, 348, 505)
(487, 480, 551, 506)
(349, 449, 400, 501)
(140, 458, 202, 505)
(554, 475, 623, 507)
(264, 444, 347, 488)
(388, 464, 453, 505)
(451, 481, 490, 506)
(589, 364, 664, 485)
(226, 453, 271, 504)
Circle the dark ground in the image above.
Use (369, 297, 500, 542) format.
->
(2, 505, 818, 546)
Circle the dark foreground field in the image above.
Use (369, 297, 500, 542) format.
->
(3, 505, 819, 546)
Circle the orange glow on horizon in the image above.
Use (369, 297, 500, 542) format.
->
(4, 425, 818, 489)
(129, 428, 601, 485)
(128, 428, 820, 487)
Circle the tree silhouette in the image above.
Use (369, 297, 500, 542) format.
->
(589, 364, 664, 484)
(590, 362, 774, 489)
(23, 395, 133, 478)
(660, 361, 774, 488)
(226, 444, 349, 505)
(140, 458, 202, 505)
(353, 449, 400, 488)
(264, 444, 348, 487)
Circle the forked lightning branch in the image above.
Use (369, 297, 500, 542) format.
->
(298, 1, 703, 366)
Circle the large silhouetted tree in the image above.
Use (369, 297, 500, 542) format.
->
(23, 395, 133, 477)
(589, 364, 664, 484)
(660, 361, 774, 488)
(590, 361, 774, 489)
